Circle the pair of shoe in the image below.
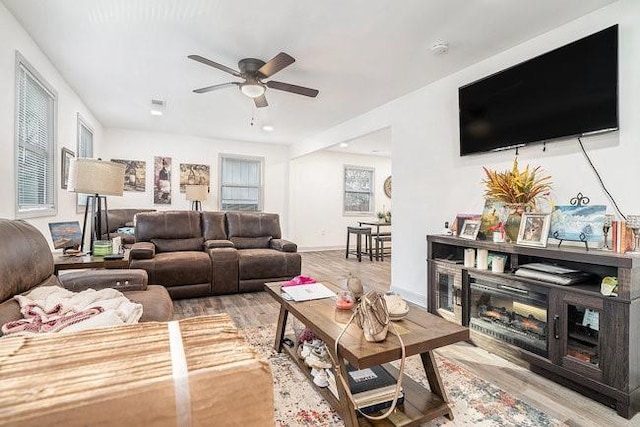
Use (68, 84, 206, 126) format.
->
(305, 343, 332, 369)
(311, 368, 331, 388)
(298, 339, 323, 360)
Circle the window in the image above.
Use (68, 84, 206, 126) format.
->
(220, 155, 263, 211)
(15, 52, 57, 217)
(76, 114, 94, 212)
(344, 165, 374, 214)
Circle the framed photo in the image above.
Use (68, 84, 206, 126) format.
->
(61, 147, 74, 189)
(460, 220, 481, 240)
(453, 213, 481, 236)
(517, 213, 551, 247)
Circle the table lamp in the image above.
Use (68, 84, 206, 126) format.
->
(68, 158, 125, 253)
(186, 184, 208, 211)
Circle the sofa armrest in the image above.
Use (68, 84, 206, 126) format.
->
(59, 269, 148, 292)
(270, 239, 297, 253)
(204, 239, 235, 249)
(130, 242, 155, 259)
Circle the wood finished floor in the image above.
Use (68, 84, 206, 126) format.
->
(172, 250, 639, 426)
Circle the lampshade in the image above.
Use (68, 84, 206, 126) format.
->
(68, 158, 125, 196)
(240, 82, 265, 98)
(186, 184, 208, 202)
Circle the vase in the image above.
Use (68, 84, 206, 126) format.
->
(504, 204, 527, 243)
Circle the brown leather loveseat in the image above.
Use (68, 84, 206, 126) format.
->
(130, 211, 301, 298)
(0, 219, 174, 336)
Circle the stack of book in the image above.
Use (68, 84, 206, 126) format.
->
(326, 364, 403, 414)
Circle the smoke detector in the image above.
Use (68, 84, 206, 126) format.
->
(431, 41, 449, 56)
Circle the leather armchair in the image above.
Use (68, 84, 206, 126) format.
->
(0, 219, 173, 336)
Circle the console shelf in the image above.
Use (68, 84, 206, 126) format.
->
(427, 234, 640, 419)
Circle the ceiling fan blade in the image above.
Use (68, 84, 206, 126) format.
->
(258, 52, 295, 78)
(266, 80, 319, 98)
(254, 94, 268, 108)
(188, 55, 241, 77)
(193, 82, 240, 94)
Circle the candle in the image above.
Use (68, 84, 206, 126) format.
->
(464, 248, 475, 268)
(492, 257, 505, 274)
(477, 249, 488, 270)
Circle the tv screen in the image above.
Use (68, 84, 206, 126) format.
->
(459, 25, 618, 156)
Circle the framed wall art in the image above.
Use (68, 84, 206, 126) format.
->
(179, 163, 210, 193)
(154, 156, 172, 204)
(111, 159, 146, 192)
(60, 147, 74, 189)
(517, 213, 551, 247)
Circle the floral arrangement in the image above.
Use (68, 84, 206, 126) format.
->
(482, 158, 552, 207)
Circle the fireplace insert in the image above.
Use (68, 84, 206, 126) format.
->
(469, 276, 548, 357)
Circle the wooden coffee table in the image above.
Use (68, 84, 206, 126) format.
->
(264, 281, 469, 427)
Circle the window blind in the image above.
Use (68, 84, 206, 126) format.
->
(220, 156, 262, 211)
(16, 62, 56, 214)
(76, 116, 94, 211)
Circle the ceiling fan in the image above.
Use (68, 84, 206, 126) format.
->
(188, 52, 319, 108)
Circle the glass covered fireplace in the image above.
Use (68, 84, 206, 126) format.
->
(469, 276, 548, 357)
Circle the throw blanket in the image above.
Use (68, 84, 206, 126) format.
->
(2, 286, 143, 336)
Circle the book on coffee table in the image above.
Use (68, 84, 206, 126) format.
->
(282, 283, 336, 301)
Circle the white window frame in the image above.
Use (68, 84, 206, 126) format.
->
(14, 51, 58, 218)
(76, 113, 94, 213)
(343, 165, 375, 215)
(219, 154, 264, 212)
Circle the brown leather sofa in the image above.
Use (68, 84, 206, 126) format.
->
(130, 211, 301, 298)
(0, 219, 174, 336)
(99, 208, 156, 245)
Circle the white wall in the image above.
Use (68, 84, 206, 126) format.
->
(0, 2, 103, 241)
(101, 128, 292, 235)
(289, 150, 391, 250)
(291, 0, 640, 305)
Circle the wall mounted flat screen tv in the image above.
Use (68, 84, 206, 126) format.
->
(459, 25, 618, 156)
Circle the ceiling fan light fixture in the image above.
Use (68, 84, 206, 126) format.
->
(240, 82, 265, 98)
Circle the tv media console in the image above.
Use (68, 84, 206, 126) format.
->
(427, 234, 640, 419)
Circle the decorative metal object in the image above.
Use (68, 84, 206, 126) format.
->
(602, 214, 614, 251)
(570, 192, 590, 206)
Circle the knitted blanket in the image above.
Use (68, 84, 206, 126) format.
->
(1, 286, 143, 336)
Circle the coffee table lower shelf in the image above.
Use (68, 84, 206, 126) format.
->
(280, 334, 452, 426)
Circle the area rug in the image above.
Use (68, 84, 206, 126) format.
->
(242, 325, 566, 427)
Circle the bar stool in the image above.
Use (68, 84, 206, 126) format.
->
(346, 226, 373, 262)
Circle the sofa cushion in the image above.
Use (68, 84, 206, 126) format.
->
(204, 239, 235, 249)
(0, 219, 56, 304)
(226, 212, 282, 239)
(131, 252, 211, 286)
(238, 249, 302, 280)
(151, 237, 204, 253)
(135, 211, 202, 241)
(230, 236, 271, 249)
(201, 212, 227, 240)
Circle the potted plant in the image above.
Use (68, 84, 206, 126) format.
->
(482, 158, 552, 242)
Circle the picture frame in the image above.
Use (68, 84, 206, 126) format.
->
(459, 219, 481, 240)
(517, 213, 551, 247)
(453, 213, 481, 236)
(61, 147, 74, 189)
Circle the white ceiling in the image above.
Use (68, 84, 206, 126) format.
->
(3, 0, 617, 150)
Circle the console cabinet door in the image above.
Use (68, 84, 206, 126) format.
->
(430, 261, 464, 325)
(551, 290, 604, 382)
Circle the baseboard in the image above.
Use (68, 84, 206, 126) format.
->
(389, 285, 427, 308)
(298, 246, 345, 252)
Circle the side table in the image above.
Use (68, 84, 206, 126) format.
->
(53, 251, 130, 275)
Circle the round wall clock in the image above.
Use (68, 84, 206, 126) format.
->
(384, 176, 392, 198)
